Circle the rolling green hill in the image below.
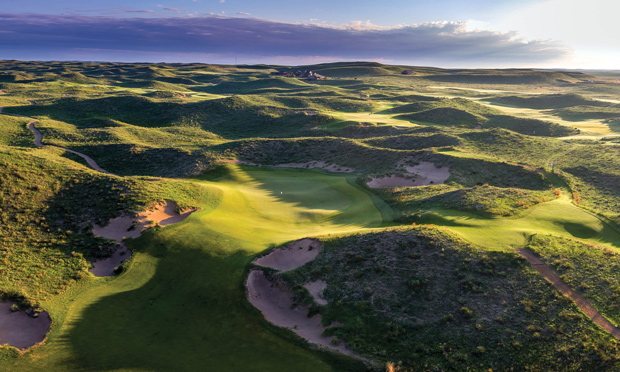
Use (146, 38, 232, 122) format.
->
(2, 60, 620, 372)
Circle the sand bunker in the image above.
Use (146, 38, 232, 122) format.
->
(0, 302, 51, 350)
(253, 238, 320, 272)
(247, 239, 363, 358)
(90, 200, 197, 277)
(303, 280, 328, 306)
(367, 161, 450, 188)
(274, 161, 354, 173)
(246, 270, 354, 356)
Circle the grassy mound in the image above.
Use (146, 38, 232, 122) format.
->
(280, 227, 620, 370)
(376, 184, 554, 222)
(0, 146, 219, 306)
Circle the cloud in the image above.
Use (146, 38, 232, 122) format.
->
(123, 9, 155, 14)
(157, 5, 183, 12)
(0, 13, 571, 66)
(236, 12, 251, 16)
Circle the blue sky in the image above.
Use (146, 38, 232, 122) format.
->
(1, 0, 618, 68)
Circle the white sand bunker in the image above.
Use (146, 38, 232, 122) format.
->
(367, 161, 450, 188)
(275, 161, 354, 173)
(253, 238, 320, 272)
(0, 302, 51, 350)
(246, 270, 353, 356)
(90, 200, 197, 277)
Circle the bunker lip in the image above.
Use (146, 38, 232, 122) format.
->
(253, 238, 320, 272)
(0, 302, 51, 350)
(90, 200, 198, 277)
(367, 161, 451, 188)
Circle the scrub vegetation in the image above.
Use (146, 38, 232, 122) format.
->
(2, 60, 620, 371)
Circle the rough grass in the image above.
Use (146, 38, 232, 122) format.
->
(281, 227, 620, 370)
(527, 234, 620, 327)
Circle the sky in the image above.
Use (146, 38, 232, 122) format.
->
(0, 0, 618, 68)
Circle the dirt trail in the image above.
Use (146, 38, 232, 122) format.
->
(0, 302, 51, 350)
(0, 106, 116, 176)
(517, 248, 620, 339)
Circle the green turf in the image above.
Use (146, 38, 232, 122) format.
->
(2, 165, 385, 371)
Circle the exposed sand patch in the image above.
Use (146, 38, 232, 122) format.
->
(253, 238, 320, 272)
(367, 161, 450, 189)
(246, 270, 354, 356)
(0, 302, 51, 350)
(275, 161, 354, 173)
(404, 161, 451, 185)
(303, 280, 328, 306)
(90, 200, 198, 277)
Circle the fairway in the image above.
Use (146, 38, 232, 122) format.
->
(3, 165, 384, 372)
(421, 195, 620, 250)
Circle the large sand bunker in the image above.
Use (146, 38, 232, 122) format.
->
(90, 200, 197, 276)
(246, 270, 353, 356)
(247, 239, 363, 359)
(0, 302, 51, 350)
(367, 161, 450, 188)
(253, 238, 320, 272)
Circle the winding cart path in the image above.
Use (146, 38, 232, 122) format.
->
(0, 106, 116, 175)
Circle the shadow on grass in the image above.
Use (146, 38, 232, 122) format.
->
(63, 226, 367, 372)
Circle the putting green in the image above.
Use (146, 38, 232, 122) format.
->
(5, 165, 385, 372)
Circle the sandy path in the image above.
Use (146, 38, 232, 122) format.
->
(90, 201, 198, 277)
(253, 238, 320, 272)
(0, 302, 51, 350)
(0, 106, 116, 175)
(246, 270, 354, 356)
(517, 248, 620, 339)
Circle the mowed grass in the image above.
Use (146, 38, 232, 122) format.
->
(3, 165, 384, 372)
(420, 193, 620, 250)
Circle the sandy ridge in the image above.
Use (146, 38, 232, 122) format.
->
(517, 248, 620, 339)
(0, 106, 116, 175)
